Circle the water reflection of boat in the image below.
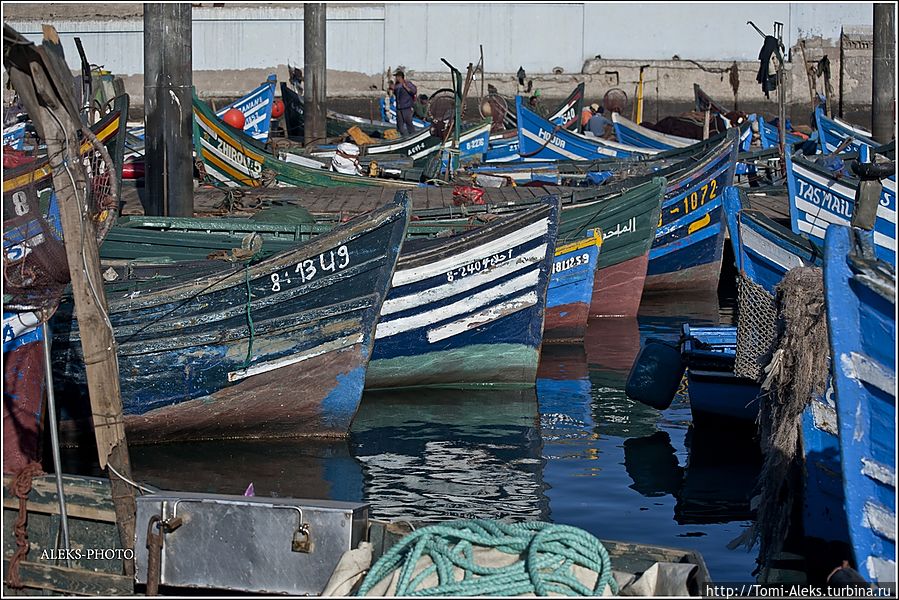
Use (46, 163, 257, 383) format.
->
(585, 318, 661, 439)
(622, 427, 761, 525)
(537, 345, 593, 441)
(130, 438, 362, 502)
(350, 388, 547, 524)
(639, 290, 721, 327)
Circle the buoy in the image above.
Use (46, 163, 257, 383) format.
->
(271, 99, 285, 119)
(222, 108, 246, 129)
(625, 338, 685, 410)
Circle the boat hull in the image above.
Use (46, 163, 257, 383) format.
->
(2, 314, 45, 473)
(590, 252, 649, 317)
(544, 236, 600, 341)
(366, 200, 559, 389)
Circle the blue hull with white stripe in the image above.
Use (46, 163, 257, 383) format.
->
(825, 225, 896, 585)
(366, 198, 560, 390)
(611, 112, 695, 151)
(215, 75, 277, 142)
(516, 97, 656, 161)
(3, 122, 27, 150)
(815, 105, 878, 156)
(785, 151, 896, 266)
(644, 128, 739, 291)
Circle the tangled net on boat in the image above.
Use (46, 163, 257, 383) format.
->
(734, 275, 779, 382)
(731, 267, 830, 576)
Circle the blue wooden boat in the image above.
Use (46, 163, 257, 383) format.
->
(215, 74, 277, 142)
(785, 151, 896, 266)
(644, 127, 739, 292)
(3, 121, 27, 150)
(611, 111, 695, 151)
(753, 114, 804, 149)
(2, 311, 46, 473)
(515, 96, 658, 161)
(544, 233, 602, 342)
(723, 186, 823, 294)
(824, 225, 896, 585)
(366, 197, 560, 389)
(680, 324, 761, 423)
(53, 197, 410, 443)
(379, 95, 431, 131)
(815, 103, 878, 156)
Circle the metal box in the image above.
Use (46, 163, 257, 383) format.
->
(134, 492, 369, 595)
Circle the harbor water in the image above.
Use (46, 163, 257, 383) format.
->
(118, 285, 763, 583)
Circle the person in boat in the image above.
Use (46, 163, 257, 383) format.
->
(413, 94, 429, 121)
(581, 103, 599, 128)
(393, 69, 418, 136)
(330, 142, 362, 175)
(528, 89, 547, 117)
(587, 105, 613, 138)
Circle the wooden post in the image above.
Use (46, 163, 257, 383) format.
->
(3, 24, 136, 576)
(702, 107, 711, 140)
(304, 3, 327, 146)
(144, 3, 193, 216)
(872, 3, 896, 143)
(797, 40, 817, 111)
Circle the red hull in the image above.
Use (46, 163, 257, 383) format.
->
(590, 253, 650, 318)
(543, 302, 590, 343)
(3, 342, 45, 473)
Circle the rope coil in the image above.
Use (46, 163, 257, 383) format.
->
(356, 519, 617, 597)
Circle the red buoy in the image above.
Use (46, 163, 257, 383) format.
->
(222, 108, 246, 129)
(271, 99, 285, 119)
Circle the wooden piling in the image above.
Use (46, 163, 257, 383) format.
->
(304, 3, 327, 146)
(143, 3, 194, 216)
(872, 3, 896, 143)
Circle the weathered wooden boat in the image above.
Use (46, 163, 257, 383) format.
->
(53, 197, 409, 443)
(216, 74, 278, 142)
(281, 82, 399, 139)
(2, 120, 28, 149)
(785, 151, 896, 266)
(814, 103, 879, 156)
(679, 324, 760, 423)
(2, 311, 45, 474)
(515, 97, 658, 161)
(193, 93, 420, 188)
(301, 120, 492, 166)
(611, 111, 695, 150)
(824, 225, 896, 586)
(106, 197, 561, 389)
(543, 233, 602, 341)
(723, 186, 823, 294)
(410, 179, 666, 318)
(644, 127, 739, 292)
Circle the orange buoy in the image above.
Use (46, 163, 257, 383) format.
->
(222, 108, 246, 129)
(271, 99, 285, 119)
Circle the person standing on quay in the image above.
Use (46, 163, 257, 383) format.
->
(393, 69, 418, 136)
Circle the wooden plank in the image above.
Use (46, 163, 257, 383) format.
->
(3, 475, 118, 523)
(2, 559, 133, 596)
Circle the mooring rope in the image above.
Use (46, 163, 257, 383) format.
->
(7, 462, 45, 589)
(356, 519, 617, 597)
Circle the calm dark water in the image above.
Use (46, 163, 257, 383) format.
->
(126, 286, 762, 582)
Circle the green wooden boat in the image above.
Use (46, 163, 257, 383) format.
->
(193, 92, 420, 189)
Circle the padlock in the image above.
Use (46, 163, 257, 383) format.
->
(291, 523, 312, 553)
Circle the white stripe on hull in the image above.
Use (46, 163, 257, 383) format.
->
(391, 218, 549, 286)
(741, 225, 808, 272)
(381, 244, 547, 316)
(376, 269, 540, 340)
(426, 291, 538, 343)
(520, 127, 613, 160)
(227, 333, 363, 381)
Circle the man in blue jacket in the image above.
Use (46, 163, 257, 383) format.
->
(393, 70, 418, 136)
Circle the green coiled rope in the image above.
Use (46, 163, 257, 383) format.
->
(356, 520, 617, 597)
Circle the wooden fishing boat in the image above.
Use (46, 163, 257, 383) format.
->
(216, 75, 278, 142)
(53, 197, 409, 443)
(814, 102, 879, 156)
(785, 151, 896, 266)
(643, 127, 739, 292)
(2, 120, 28, 149)
(679, 325, 760, 424)
(366, 198, 559, 389)
(611, 112, 695, 150)
(723, 186, 823, 294)
(193, 93, 420, 188)
(515, 97, 658, 161)
(824, 224, 896, 585)
(301, 120, 492, 166)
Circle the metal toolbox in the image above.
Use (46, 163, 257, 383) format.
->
(134, 491, 369, 595)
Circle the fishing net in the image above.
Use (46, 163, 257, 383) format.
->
(734, 275, 779, 382)
(730, 267, 829, 577)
